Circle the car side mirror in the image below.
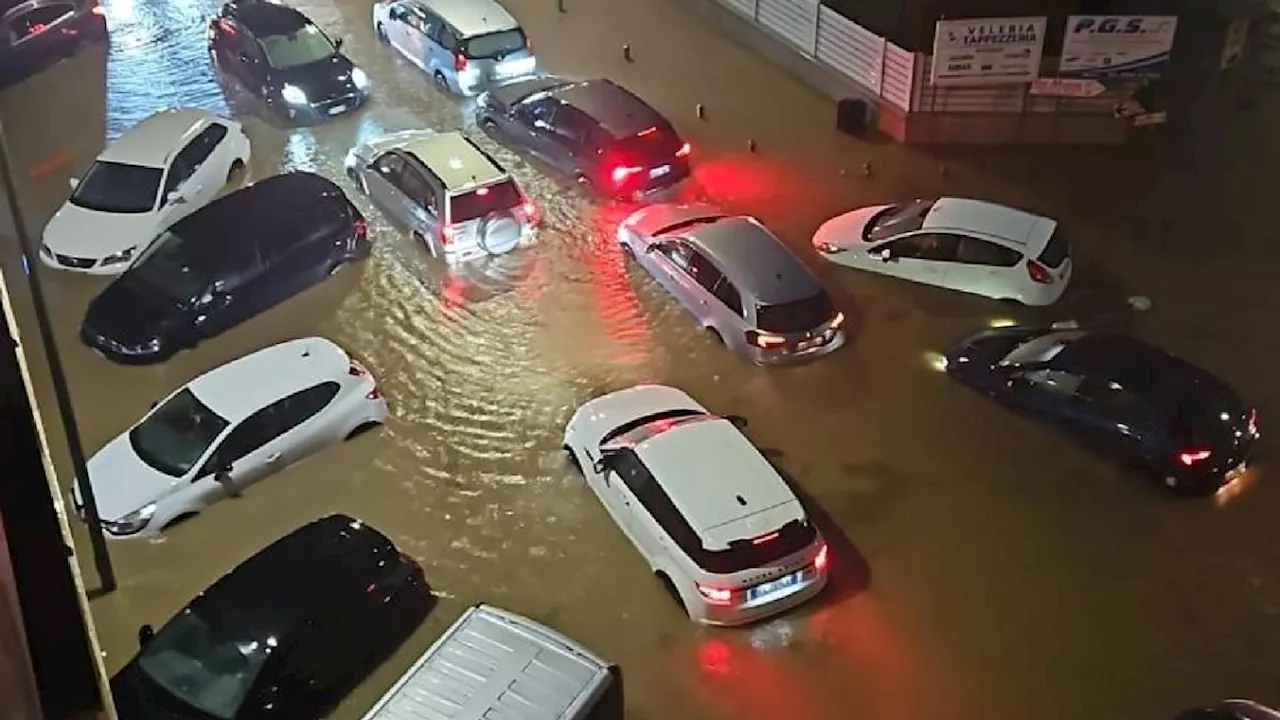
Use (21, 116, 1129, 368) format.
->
(167, 190, 187, 205)
(723, 414, 748, 429)
(644, 243, 659, 253)
(137, 624, 155, 646)
(68, 177, 79, 190)
(334, 37, 344, 50)
(879, 250, 897, 263)
(592, 458, 608, 475)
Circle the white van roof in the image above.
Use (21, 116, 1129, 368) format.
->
(360, 604, 615, 720)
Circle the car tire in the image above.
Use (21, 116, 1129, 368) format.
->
(620, 242, 636, 261)
(345, 421, 382, 441)
(704, 327, 724, 346)
(656, 572, 690, 617)
(375, 23, 387, 43)
(433, 71, 449, 93)
(227, 159, 245, 183)
(480, 117, 498, 135)
(563, 446, 583, 475)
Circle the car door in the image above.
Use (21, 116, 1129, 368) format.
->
(511, 97, 560, 163)
(364, 151, 412, 225)
(163, 124, 230, 218)
(194, 242, 266, 337)
(237, 30, 270, 96)
(186, 404, 286, 505)
(268, 381, 343, 468)
(607, 449, 666, 563)
(395, 163, 438, 241)
(430, 20, 461, 78)
(543, 106, 594, 176)
(382, 3, 412, 60)
(870, 232, 957, 288)
(643, 239, 704, 315)
(1074, 379, 1160, 464)
(950, 235, 1024, 298)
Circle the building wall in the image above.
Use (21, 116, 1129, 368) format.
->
(0, 515, 42, 720)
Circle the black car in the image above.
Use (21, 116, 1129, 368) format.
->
(81, 171, 369, 364)
(1174, 700, 1280, 720)
(945, 324, 1258, 494)
(207, 0, 370, 124)
(0, 0, 108, 90)
(110, 514, 432, 720)
(475, 76, 692, 199)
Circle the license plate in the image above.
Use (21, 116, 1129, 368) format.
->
(327, 105, 347, 115)
(748, 571, 801, 602)
(649, 165, 671, 178)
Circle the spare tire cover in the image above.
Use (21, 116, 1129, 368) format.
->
(477, 211, 521, 256)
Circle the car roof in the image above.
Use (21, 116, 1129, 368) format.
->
(402, 132, 506, 191)
(189, 515, 399, 638)
(419, 0, 519, 37)
(189, 337, 350, 422)
(228, 0, 310, 36)
(633, 418, 796, 536)
(551, 79, 665, 138)
(685, 216, 824, 305)
(98, 109, 220, 167)
(923, 197, 1057, 251)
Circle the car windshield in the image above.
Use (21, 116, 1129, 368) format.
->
(259, 25, 336, 69)
(128, 389, 229, 477)
(69, 161, 162, 214)
(756, 291, 836, 334)
(136, 608, 273, 720)
(130, 231, 209, 302)
(449, 180, 522, 223)
(997, 329, 1087, 367)
(866, 198, 936, 242)
(461, 28, 527, 59)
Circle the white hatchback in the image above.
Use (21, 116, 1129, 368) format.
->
(74, 337, 388, 539)
(813, 197, 1071, 306)
(564, 384, 828, 626)
(41, 108, 251, 275)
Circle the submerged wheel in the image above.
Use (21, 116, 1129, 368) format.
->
(227, 159, 245, 183)
(563, 446, 583, 475)
(704, 327, 723, 346)
(656, 573, 689, 616)
(433, 71, 449, 92)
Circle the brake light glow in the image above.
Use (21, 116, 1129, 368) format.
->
(829, 311, 845, 330)
(347, 362, 366, 377)
(637, 126, 658, 137)
(751, 531, 779, 545)
(814, 543, 829, 572)
(366, 386, 382, 400)
(697, 583, 733, 605)
(746, 330, 785, 348)
(1248, 408, 1258, 435)
(675, 142, 691, 158)
(454, 53, 467, 71)
(1026, 260, 1053, 284)
(611, 165, 643, 186)
(475, 186, 489, 196)
(1178, 448, 1212, 466)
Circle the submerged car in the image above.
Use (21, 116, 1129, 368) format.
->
(564, 384, 829, 626)
(945, 325, 1258, 494)
(0, 0, 108, 89)
(207, 0, 370, 123)
(109, 514, 432, 720)
(41, 108, 251, 274)
(476, 76, 691, 198)
(80, 172, 368, 364)
(1175, 700, 1280, 720)
(617, 203, 845, 364)
(74, 337, 387, 539)
(813, 197, 1071, 306)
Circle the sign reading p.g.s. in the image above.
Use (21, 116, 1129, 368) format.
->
(1060, 15, 1179, 78)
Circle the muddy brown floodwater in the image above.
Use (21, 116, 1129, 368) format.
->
(3, 0, 1280, 718)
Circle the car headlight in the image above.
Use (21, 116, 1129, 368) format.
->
(124, 338, 162, 355)
(817, 242, 841, 254)
(351, 68, 370, 90)
(101, 245, 138, 265)
(102, 502, 156, 535)
(281, 84, 308, 105)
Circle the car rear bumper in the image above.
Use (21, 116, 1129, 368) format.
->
(695, 568, 829, 627)
(749, 329, 847, 365)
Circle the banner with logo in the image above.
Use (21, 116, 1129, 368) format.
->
(1060, 16, 1179, 78)
(930, 17, 1047, 86)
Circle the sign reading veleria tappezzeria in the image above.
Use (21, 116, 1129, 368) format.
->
(930, 17, 1047, 86)
(1060, 16, 1179, 78)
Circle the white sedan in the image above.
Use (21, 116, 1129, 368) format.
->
(564, 384, 828, 626)
(41, 108, 250, 275)
(74, 337, 387, 539)
(812, 197, 1072, 306)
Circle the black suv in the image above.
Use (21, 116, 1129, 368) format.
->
(81, 171, 368, 364)
(476, 76, 691, 199)
(110, 515, 432, 720)
(207, 0, 370, 123)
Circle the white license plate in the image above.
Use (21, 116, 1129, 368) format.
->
(649, 165, 671, 178)
(327, 105, 346, 115)
(748, 571, 801, 602)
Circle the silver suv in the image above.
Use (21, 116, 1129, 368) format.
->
(345, 130, 539, 264)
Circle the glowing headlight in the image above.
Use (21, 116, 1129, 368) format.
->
(102, 502, 157, 535)
(281, 84, 308, 105)
(351, 68, 370, 90)
(101, 245, 138, 265)
(123, 338, 162, 356)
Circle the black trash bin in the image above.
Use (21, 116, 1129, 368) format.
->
(836, 98, 871, 137)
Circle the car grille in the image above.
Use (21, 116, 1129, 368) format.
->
(56, 253, 96, 269)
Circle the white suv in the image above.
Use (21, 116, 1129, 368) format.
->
(41, 107, 251, 274)
(564, 384, 829, 626)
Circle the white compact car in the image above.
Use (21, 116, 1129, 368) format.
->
(41, 108, 250, 275)
(812, 197, 1072, 306)
(74, 337, 387, 539)
(564, 384, 828, 626)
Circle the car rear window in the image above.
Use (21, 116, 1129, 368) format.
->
(608, 124, 683, 166)
(674, 517, 818, 574)
(1037, 228, 1069, 268)
(448, 179, 522, 223)
(599, 408, 704, 447)
(461, 28, 527, 60)
(756, 291, 835, 334)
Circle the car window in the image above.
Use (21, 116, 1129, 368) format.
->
(867, 198, 936, 242)
(129, 389, 230, 478)
(1083, 382, 1154, 427)
(461, 28, 527, 59)
(685, 250, 723, 292)
(998, 329, 1088, 367)
(9, 3, 74, 42)
(756, 291, 835, 334)
(70, 161, 163, 214)
(657, 240, 692, 270)
(201, 408, 278, 475)
(1019, 368, 1083, 396)
(711, 277, 743, 315)
(387, 4, 407, 21)
(955, 236, 1022, 266)
(130, 230, 214, 302)
(449, 179, 521, 223)
(258, 25, 337, 69)
(886, 233, 959, 261)
(405, 9, 429, 35)
(397, 165, 433, 210)
(552, 106, 594, 148)
(372, 151, 404, 179)
(164, 124, 228, 196)
(273, 381, 340, 436)
(437, 23, 459, 51)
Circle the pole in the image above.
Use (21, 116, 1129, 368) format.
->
(0, 122, 115, 593)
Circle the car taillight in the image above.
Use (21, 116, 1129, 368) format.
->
(814, 543, 829, 572)
(1026, 259, 1053, 284)
(829, 311, 845, 330)
(611, 165, 643, 186)
(454, 53, 467, 71)
(745, 330, 785, 349)
(1178, 448, 1212, 466)
(366, 386, 382, 400)
(675, 142, 691, 158)
(1248, 408, 1259, 435)
(353, 217, 367, 238)
(441, 225, 455, 245)
(348, 362, 367, 377)
(697, 583, 733, 605)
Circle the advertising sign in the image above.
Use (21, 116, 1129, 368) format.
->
(1060, 16, 1179, 78)
(931, 17, 1047, 86)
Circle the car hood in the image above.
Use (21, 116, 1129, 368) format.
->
(572, 385, 706, 449)
(43, 203, 159, 259)
(812, 204, 893, 252)
(83, 277, 186, 350)
(272, 54, 358, 101)
(353, 128, 441, 164)
(85, 432, 185, 521)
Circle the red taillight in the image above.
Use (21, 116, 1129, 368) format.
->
(611, 165, 643, 186)
(746, 330, 785, 349)
(675, 142, 691, 158)
(814, 543, 829, 572)
(751, 531, 779, 545)
(441, 225, 456, 245)
(1178, 448, 1212, 466)
(1026, 260, 1053, 284)
(637, 126, 658, 137)
(91, 4, 106, 15)
(348, 362, 367, 377)
(366, 386, 382, 400)
(697, 583, 733, 605)
(829, 311, 845, 330)
(1248, 408, 1258, 435)
(454, 53, 467, 71)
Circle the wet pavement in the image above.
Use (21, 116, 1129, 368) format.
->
(2, 0, 1280, 718)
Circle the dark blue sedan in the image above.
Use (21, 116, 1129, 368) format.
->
(944, 324, 1258, 495)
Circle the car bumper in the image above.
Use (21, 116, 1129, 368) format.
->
(615, 162, 693, 200)
(281, 90, 369, 123)
(80, 326, 169, 365)
(694, 568, 829, 627)
(749, 329, 847, 365)
(38, 246, 129, 275)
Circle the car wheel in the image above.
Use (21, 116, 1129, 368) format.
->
(480, 117, 498, 135)
(620, 242, 636, 261)
(227, 159, 245, 183)
(704, 327, 724, 346)
(347, 166, 368, 194)
(563, 446, 583, 475)
(162, 512, 199, 531)
(375, 23, 387, 43)
(345, 421, 381, 441)
(656, 572, 690, 617)
(433, 71, 449, 93)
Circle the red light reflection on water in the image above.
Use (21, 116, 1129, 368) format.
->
(578, 202, 656, 365)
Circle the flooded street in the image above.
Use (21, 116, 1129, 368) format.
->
(3, 0, 1280, 718)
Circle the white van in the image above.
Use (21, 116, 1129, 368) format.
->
(360, 604, 623, 720)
